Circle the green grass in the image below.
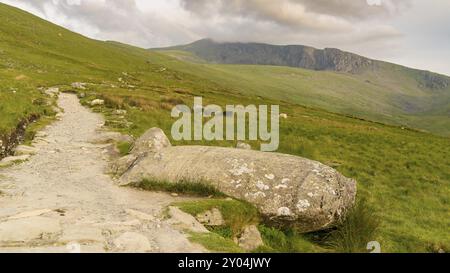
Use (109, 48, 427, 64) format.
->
(137, 179, 226, 198)
(256, 226, 324, 253)
(320, 199, 380, 253)
(0, 3, 448, 253)
(174, 198, 380, 253)
(116, 141, 132, 157)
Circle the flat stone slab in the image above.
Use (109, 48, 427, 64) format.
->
(0, 217, 61, 244)
(59, 227, 104, 244)
(113, 232, 152, 253)
(168, 206, 209, 233)
(125, 209, 155, 222)
(0, 244, 105, 253)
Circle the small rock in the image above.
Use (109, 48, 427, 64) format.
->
(55, 113, 64, 120)
(0, 155, 30, 167)
(236, 142, 252, 150)
(171, 193, 179, 197)
(113, 232, 152, 253)
(167, 206, 209, 233)
(114, 109, 127, 115)
(237, 225, 264, 251)
(90, 99, 105, 106)
(14, 145, 38, 156)
(72, 82, 86, 90)
(280, 113, 288, 119)
(44, 87, 59, 98)
(196, 208, 224, 226)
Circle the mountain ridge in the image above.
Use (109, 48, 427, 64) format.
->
(158, 38, 450, 90)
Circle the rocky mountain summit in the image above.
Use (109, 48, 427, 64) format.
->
(164, 39, 376, 73)
(162, 39, 450, 88)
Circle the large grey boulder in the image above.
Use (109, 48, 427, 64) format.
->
(117, 128, 357, 233)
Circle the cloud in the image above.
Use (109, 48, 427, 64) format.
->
(1, 0, 410, 48)
(1, 0, 196, 47)
(180, 0, 410, 29)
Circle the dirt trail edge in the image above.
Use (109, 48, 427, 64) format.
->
(0, 93, 205, 253)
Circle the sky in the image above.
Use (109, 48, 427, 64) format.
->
(1, 0, 449, 76)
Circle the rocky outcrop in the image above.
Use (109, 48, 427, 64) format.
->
(419, 71, 450, 90)
(115, 128, 357, 233)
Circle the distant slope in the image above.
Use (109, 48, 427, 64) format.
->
(154, 40, 450, 136)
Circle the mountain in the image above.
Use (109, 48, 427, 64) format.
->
(0, 3, 449, 253)
(155, 39, 450, 136)
(160, 39, 450, 87)
(162, 38, 376, 73)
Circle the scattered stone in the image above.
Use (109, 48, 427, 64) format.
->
(44, 87, 60, 98)
(113, 232, 152, 253)
(0, 155, 31, 167)
(171, 193, 179, 197)
(14, 145, 38, 156)
(236, 142, 252, 150)
(195, 208, 225, 226)
(35, 131, 48, 138)
(280, 113, 288, 119)
(0, 217, 61, 244)
(72, 82, 87, 90)
(236, 225, 264, 251)
(114, 109, 127, 115)
(167, 207, 209, 233)
(55, 113, 64, 120)
(90, 99, 105, 106)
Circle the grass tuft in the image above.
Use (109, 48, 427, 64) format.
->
(116, 141, 132, 157)
(136, 179, 226, 198)
(188, 232, 243, 253)
(323, 199, 380, 253)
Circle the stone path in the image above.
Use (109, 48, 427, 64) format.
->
(0, 93, 205, 253)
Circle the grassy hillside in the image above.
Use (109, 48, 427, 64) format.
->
(154, 42, 450, 136)
(0, 3, 449, 252)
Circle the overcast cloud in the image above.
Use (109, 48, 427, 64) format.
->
(1, 0, 449, 75)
